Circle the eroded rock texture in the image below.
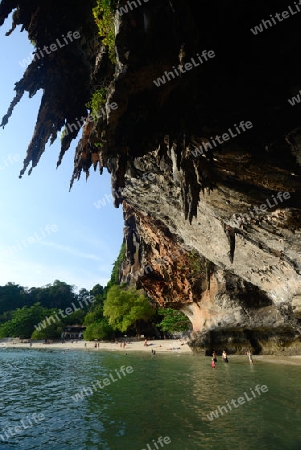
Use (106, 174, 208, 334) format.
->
(1, 0, 301, 353)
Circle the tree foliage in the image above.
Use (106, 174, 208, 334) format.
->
(104, 242, 126, 298)
(0, 280, 77, 320)
(0, 281, 104, 339)
(84, 319, 114, 341)
(0, 303, 54, 339)
(103, 285, 155, 333)
(31, 319, 64, 340)
(157, 308, 191, 333)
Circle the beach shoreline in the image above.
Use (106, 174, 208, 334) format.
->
(0, 339, 192, 354)
(2, 340, 301, 365)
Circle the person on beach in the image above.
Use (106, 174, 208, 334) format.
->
(247, 349, 253, 364)
(211, 357, 216, 369)
(222, 350, 228, 363)
(212, 351, 217, 362)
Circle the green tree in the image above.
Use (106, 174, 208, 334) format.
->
(84, 303, 104, 325)
(26, 280, 77, 310)
(157, 308, 191, 333)
(104, 242, 126, 299)
(84, 319, 114, 341)
(0, 282, 26, 316)
(61, 309, 86, 326)
(31, 320, 64, 340)
(83, 285, 113, 340)
(103, 285, 155, 334)
(0, 303, 54, 339)
(90, 284, 104, 299)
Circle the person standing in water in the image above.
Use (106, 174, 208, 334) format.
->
(222, 350, 228, 363)
(246, 349, 253, 364)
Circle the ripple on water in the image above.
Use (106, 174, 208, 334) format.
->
(0, 350, 301, 449)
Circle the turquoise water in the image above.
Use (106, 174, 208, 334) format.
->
(0, 349, 300, 450)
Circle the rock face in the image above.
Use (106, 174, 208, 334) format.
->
(118, 148, 301, 355)
(1, 1, 301, 354)
(102, 0, 301, 355)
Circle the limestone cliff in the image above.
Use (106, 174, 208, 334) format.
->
(1, 0, 301, 354)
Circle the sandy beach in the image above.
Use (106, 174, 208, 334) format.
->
(1, 338, 192, 354)
(3, 340, 301, 365)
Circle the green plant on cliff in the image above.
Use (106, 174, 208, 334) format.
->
(187, 250, 206, 275)
(60, 127, 67, 142)
(93, 0, 116, 63)
(85, 87, 108, 121)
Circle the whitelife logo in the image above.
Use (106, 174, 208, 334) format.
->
(250, 2, 301, 35)
(0, 413, 45, 442)
(236, 191, 291, 223)
(34, 295, 95, 332)
(191, 121, 253, 157)
(18, 31, 80, 68)
(0, 224, 58, 259)
(288, 90, 301, 106)
(153, 51, 215, 87)
(117, 0, 150, 16)
(64, 101, 118, 137)
(0, 153, 20, 171)
(71, 365, 134, 402)
(206, 384, 268, 421)
(93, 187, 123, 209)
(141, 436, 171, 450)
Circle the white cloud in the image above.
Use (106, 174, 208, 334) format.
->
(36, 241, 104, 262)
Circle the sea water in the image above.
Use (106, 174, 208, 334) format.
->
(0, 348, 300, 450)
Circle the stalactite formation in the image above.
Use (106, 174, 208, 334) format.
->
(0, 0, 105, 177)
(1, 0, 301, 353)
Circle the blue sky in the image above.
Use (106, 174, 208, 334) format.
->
(0, 15, 124, 291)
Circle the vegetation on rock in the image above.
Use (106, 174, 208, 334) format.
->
(86, 87, 108, 121)
(92, 0, 116, 63)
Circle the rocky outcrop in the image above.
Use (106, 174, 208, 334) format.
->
(1, 0, 301, 354)
(117, 147, 301, 354)
(105, 0, 301, 354)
